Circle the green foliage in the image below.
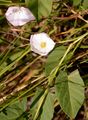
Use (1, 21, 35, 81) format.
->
(82, 0, 88, 9)
(10, 50, 25, 61)
(0, 97, 27, 120)
(72, 0, 82, 6)
(0, 62, 7, 71)
(0, 0, 87, 119)
(72, 0, 88, 8)
(25, 0, 53, 20)
(30, 88, 44, 119)
(0, 46, 30, 77)
(45, 46, 66, 76)
(55, 70, 84, 118)
(0, 0, 12, 5)
(40, 93, 54, 120)
(30, 88, 54, 120)
(0, 38, 3, 43)
(0, 0, 12, 2)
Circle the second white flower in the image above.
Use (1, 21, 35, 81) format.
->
(5, 6, 35, 26)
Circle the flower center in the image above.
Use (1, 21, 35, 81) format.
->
(40, 41, 46, 48)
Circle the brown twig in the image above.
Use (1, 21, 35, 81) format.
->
(63, 3, 88, 23)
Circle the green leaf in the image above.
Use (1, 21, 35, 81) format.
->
(82, 0, 88, 9)
(72, 0, 82, 6)
(10, 97, 27, 112)
(10, 50, 24, 61)
(0, 112, 8, 120)
(45, 46, 66, 76)
(0, 38, 4, 43)
(55, 70, 84, 118)
(40, 92, 54, 120)
(0, 97, 27, 120)
(30, 88, 44, 119)
(0, 62, 7, 71)
(25, 0, 53, 20)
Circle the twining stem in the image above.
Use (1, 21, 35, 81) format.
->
(33, 89, 48, 120)
(48, 32, 88, 85)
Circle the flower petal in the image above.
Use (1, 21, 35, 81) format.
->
(30, 33, 55, 56)
(5, 6, 35, 26)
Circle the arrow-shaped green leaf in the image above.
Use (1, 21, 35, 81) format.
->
(55, 70, 84, 118)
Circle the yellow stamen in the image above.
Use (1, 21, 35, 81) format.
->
(40, 41, 46, 48)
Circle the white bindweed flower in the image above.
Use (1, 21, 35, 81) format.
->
(5, 6, 35, 26)
(30, 33, 55, 56)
